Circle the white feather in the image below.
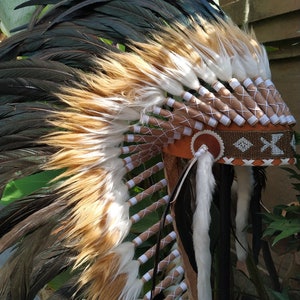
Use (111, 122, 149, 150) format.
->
(118, 260, 143, 300)
(239, 47, 260, 78)
(113, 242, 135, 272)
(165, 52, 200, 90)
(135, 86, 166, 113)
(193, 60, 217, 85)
(231, 54, 247, 81)
(109, 244, 142, 300)
(196, 43, 232, 81)
(157, 74, 184, 96)
(120, 279, 143, 300)
(145, 67, 184, 96)
(258, 45, 271, 79)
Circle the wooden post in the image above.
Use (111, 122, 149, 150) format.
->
(218, 164, 234, 299)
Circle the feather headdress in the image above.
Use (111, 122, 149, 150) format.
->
(0, 1, 296, 299)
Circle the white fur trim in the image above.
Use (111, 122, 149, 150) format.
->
(193, 150, 215, 300)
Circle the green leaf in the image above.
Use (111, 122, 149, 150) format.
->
(130, 195, 161, 233)
(292, 183, 300, 191)
(117, 43, 126, 52)
(283, 205, 300, 214)
(281, 167, 300, 180)
(0, 0, 35, 36)
(294, 131, 300, 145)
(272, 224, 300, 245)
(246, 255, 269, 300)
(0, 169, 64, 205)
(269, 288, 290, 300)
(263, 215, 300, 245)
(99, 37, 113, 45)
(48, 268, 73, 291)
(265, 46, 279, 53)
(131, 210, 160, 233)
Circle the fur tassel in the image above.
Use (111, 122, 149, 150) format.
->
(234, 166, 253, 262)
(193, 148, 215, 300)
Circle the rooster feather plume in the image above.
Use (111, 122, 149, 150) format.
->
(0, 1, 296, 300)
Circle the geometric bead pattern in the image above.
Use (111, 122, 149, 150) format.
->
(233, 137, 253, 152)
(215, 128, 295, 161)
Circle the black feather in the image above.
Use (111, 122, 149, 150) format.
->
(0, 222, 61, 300)
(0, 59, 78, 82)
(0, 78, 63, 100)
(28, 245, 72, 300)
(251, 166, 267, 263)
(0, 194, 54, 238)
(1, 0, 226, 64)
(170, 158, 198, 272)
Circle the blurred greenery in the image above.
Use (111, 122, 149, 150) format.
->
(263, 134, 300, 250)
(0, 169, 64, 206)
(0, 0, 35, 36)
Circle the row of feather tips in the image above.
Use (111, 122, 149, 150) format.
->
(107, 15, 297, 169)
(111, 16, 296, 129)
